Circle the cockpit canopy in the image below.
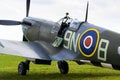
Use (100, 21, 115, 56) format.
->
(69, 19, 80, 31)
(57, 18, 80, 32)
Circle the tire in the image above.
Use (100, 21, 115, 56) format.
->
(18, 62, 27, 75)
(58, 61, 69, 74)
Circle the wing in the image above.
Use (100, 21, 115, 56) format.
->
(0, 39, 51, 60)
(0, 39, 79, 60)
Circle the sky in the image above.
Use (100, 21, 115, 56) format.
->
(0, 0, 120, 41)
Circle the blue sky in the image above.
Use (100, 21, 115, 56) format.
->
(0, 0, 120, 40)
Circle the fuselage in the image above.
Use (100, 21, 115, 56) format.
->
(22, 17, 120, 69)
(64, 22, 120, 66)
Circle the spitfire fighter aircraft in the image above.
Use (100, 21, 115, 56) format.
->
(0, 0, 120, 76)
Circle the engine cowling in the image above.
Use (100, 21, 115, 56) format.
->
(22, 17, 60, 43)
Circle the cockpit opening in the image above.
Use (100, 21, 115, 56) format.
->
(52, 13, 80, 47)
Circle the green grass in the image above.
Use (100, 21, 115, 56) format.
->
(0, 55, 120, 80)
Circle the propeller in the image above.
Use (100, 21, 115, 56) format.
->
(0, 20, 21, 25)
(0, 0, 31, 26)
(26, 0, 30, 17)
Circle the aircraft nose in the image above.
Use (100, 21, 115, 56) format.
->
(38, 20, 59, 43)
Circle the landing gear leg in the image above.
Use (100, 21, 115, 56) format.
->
(18, 60, 30, 75)
(57, 61, 69, 74)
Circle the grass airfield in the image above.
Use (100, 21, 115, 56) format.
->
(0, 55, 120, 80)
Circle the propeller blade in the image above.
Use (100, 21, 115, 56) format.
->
(0, 20, 21, 25)
(26, 0, 30, 17)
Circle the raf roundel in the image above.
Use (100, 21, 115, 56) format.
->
(78, 28, 100, 57)
(83, 35, 93, 49)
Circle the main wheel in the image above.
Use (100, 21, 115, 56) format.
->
(18, 62, 27, 75)
(57, 61, 69, 74)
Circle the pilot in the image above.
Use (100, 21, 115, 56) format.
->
(62, 12, 70, 23)
(52, 13, 71, 47)
(58, 12, 70, 37)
